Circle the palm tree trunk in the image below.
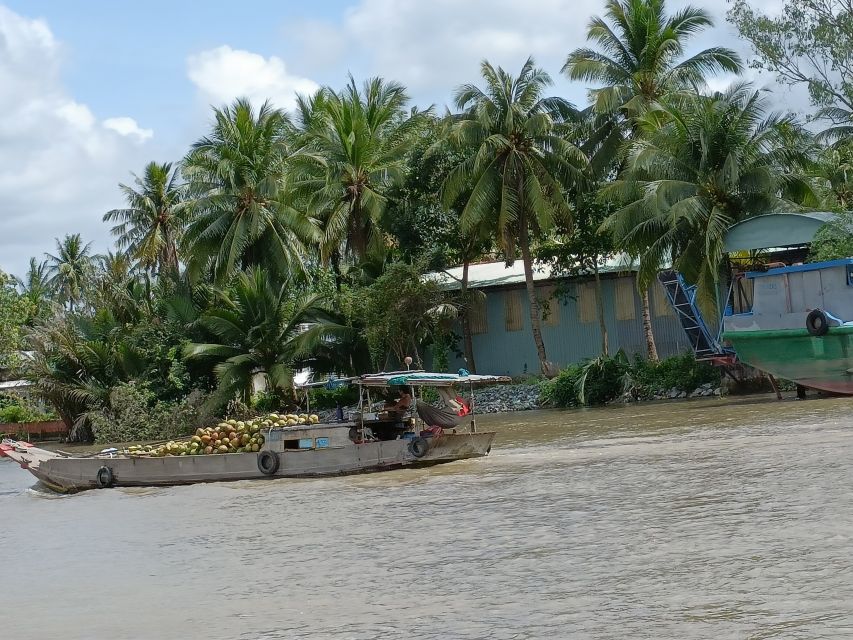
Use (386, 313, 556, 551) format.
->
(460, 259, 477, 373)
(162, 226, 179, 274)
(331, 250, 343, 292)
(594, 259, 608, 356)
(519, 216, 553, 376)
(641, 288, 658, 361)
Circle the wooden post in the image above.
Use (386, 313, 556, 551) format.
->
(767, 374, 783, 400)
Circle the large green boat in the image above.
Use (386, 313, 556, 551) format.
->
(722, 259, 853, 394)
(659, 213, 853, 395)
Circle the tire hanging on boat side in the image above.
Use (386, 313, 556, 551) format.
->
(257, 450, 280, 475)
(806, 309, 830, 336)
(408, 437, 429, 458)
(95, 466, 114, 488)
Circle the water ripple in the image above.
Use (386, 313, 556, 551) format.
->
(2, 395, 853, 638)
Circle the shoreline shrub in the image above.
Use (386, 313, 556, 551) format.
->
(542, 352, 721, 408)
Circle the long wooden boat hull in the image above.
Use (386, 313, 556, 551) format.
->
(1, 432, 495, 493)
(723, 326, 853, 394)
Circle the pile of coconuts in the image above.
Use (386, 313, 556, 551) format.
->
(121, 413, 320, 457)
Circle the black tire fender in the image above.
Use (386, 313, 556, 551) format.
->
(408, 437, 429, 459)
(806, 309, 830, 336)
(95, 466, 114, 488)
(257, 450, 280, 475)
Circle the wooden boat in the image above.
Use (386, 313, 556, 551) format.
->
(722, 259, 853, 394)
(0, 371, 509, 493)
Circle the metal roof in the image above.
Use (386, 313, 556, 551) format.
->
(0, 380, 33, 392)
(723, 212, 839, 253)
(428, 253, 638, 291)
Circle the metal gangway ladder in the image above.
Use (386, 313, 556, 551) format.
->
(657, 270, 733, 361)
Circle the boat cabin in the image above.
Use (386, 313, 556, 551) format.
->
(290, 370, 512, 450)
(722, 213, 853, 333)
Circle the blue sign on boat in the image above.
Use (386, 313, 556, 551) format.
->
(298, 438, 313, 449)
(315, 437, 330, 448)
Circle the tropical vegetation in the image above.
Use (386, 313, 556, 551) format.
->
(1, 0, 850, 441)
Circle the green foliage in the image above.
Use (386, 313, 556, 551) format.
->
(307, 385, 359, 410)
(88, 382, 211, 444)
(728, 0, 853, 117)
(603, 85, 811, 306)
(46, 234, 93, 313)
(182, 98, 317, 284)
(183, 267, 349, 406)
(630, 351, 720, 396)
(809, 212, 853, 262)
(540, 365, 582, 407)
(811, 142, 853, 210)
(291, 78, 430, 265)
(15, 51, 851, 441)
(103, 161, 187, 275)
(541, 353, 628, 407)
(0, 397, 54, 425)
(443, 57, 586, 374)
(0, 271, 30, 371)
(542, 351, 720, 407)
(0, 393, 57, 424)
(565, 0, 742, 117)
(352, 262, 452, 368)
(14, 258, 53, 325)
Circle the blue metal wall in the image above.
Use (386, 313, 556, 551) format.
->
(449, 277, 690, 376)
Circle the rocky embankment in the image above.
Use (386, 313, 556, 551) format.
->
(617, 382, 723, 403)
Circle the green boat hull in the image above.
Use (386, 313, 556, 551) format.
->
(723, 326, 853, 394)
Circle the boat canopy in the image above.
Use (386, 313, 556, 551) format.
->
(358, 372, 511, 387)
(723, 212, 839, 253)
(295, 370, 511, 389)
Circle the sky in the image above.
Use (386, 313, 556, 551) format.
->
(0, 0, 797, 278)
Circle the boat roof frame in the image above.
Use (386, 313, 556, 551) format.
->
(295, 370, 511, 390)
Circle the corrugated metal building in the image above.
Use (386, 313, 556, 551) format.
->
(430, 258, 690, 376)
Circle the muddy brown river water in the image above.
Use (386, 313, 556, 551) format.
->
(2, 395, 853, 639)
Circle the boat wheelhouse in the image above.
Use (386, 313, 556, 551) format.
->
(722, 258, 853, 394)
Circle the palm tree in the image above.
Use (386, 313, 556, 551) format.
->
(46, 233, 93, 313)
(183, 268, 349, 405)
(564, 0, 742, 117)
(442, 57, 586, 376)
(103, 161, 187, 277)
(565, 0, 742, 359)
(25, 310, 146, 441)
(182, 98, 318, 284)
(15, 258, 53, 324)
(291, 78, 429, 273)
(602, 84, 810, 307)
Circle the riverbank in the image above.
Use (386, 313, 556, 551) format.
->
(314, 380, 733, 420)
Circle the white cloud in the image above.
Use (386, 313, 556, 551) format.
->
(103, 117, 154, 142)
(332, 0, 598, 104)
(291, 0, 791, 111)
(0, 5, 154, 277)
(186, 45, 319, 112)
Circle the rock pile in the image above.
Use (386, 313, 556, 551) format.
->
(470, 384, 542, 413)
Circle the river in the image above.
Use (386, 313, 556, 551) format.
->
(2, 395, 853, 639)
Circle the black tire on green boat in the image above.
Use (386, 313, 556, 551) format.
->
(95, 466, 114, 488)
(806, 309, 830, 336)
(408, 437, 429, 458)
(257, 450, 280, 475)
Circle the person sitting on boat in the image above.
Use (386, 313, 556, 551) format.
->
(383, 386, 412, 415)
(416, 386, 471, 429)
